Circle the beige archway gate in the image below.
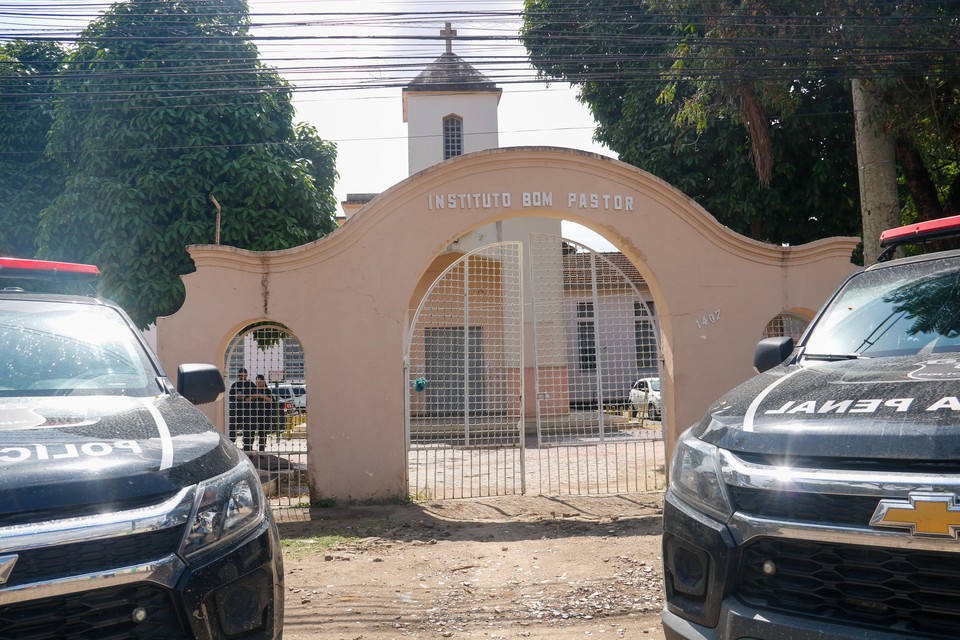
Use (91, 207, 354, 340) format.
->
(157, 147, 859, 503)
(405, 235, 665, 499)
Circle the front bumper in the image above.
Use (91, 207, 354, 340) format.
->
(662, 482, 960, 640)
(0, 497, 283, 640)
(663, 598, 924, 640)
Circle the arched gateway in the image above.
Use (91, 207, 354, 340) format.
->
(157, 147, 858, 502)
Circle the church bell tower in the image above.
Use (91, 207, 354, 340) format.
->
(402, 23, 502, 175)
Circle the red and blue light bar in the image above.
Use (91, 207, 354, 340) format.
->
(0, 257, 100, 281)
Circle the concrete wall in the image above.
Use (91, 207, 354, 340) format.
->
(157, 147, 859, 501)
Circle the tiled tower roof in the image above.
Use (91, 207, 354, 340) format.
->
(405, 51, 499, 93)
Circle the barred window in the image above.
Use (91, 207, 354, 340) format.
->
(577, 302, 596, 370)
(443, 115, 463, 160)
(283, 336, 305, 380)
(762, 312, 808, 342)
(635, 301, 657, 370)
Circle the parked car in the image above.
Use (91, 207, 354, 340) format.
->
(0, 257, 284, 640)
(271, 382, 306, 411)
(629, 377, 661, 419)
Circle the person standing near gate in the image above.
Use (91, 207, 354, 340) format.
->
(228, 367, 255, 448)
(248, 374, 275, 452)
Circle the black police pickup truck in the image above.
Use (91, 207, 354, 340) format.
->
(0, 258, 283, 640)
(663, 216, 960, 640)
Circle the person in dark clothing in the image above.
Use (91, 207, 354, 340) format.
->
(227, 367, 255, 449)
(249, 374, 276, 452)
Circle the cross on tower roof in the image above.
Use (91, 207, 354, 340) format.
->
(440, 22, 457, 54)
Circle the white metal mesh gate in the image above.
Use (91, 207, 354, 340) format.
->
(224, 323, 309, 520)
(405, 236, 665, 500)
(529, 234, 664, 495)
(405, 243, 524, 499)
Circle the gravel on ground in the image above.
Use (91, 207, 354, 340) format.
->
(279, 493, 667, 639)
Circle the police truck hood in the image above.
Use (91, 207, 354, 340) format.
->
(695, 355, 960, 461)
(0, 394, 239, 520)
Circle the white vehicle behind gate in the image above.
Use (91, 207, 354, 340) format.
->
(630, 377, 661, 419)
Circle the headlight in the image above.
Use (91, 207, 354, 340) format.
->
(181, 458, 265, 558)
(669, 430, 733, 521)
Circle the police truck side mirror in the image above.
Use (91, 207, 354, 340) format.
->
(177, 364, 226, 405)
(754, 337, 794, 374)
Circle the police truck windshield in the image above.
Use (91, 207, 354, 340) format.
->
(804, 256, 960, 359)
(0, 300, 158, 397)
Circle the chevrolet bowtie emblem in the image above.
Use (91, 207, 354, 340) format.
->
(0, 554, 17, 586)
(870, 493, 960, 538)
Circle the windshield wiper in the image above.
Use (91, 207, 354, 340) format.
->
(802, 352, 870, 361)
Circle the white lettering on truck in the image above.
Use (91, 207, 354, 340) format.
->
(927, 396, 960, 411)
(765, 398, 922, 415)
(0, 440, 143, 464)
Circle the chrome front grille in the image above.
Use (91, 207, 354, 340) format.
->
(0, 487, 194, 608)
(720, 448, 960, 537)
(4, 525, 186, 588)
(722, 449, 960, 636)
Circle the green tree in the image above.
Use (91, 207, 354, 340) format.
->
(521, 0, 861, 245)
(0, 41, 67, 257)
(621, 1, 958, 261)
(37, 0, 338, 327)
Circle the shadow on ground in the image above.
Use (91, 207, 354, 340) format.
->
(277, 492, 664, 543)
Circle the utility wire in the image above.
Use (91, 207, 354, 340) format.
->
(0, 4, 956, 114)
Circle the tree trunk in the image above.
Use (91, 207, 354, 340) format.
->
(852, 78, 900, 264)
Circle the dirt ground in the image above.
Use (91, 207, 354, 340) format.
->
(278, 493, 667, 639)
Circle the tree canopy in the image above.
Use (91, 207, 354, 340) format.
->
(0, 41, 67, 257)
(521, 0, 860, 246)
(643, 0, 960, 260)
(522, 1, 960, 255)
(33, 0, 338, 328)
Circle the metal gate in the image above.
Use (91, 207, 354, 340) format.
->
(405, 243, 524, 499)
(405, 236, 665, 499)
(529, 234, 664, 495)
(224, 323, 309, 519)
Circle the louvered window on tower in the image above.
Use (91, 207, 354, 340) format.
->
(443, 116, 463, 160)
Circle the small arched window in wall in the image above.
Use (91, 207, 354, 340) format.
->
(762, 312, 809, 342)
(443, 115, 463, 160)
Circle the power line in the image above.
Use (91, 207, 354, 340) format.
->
(0, 4, 956, 124)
